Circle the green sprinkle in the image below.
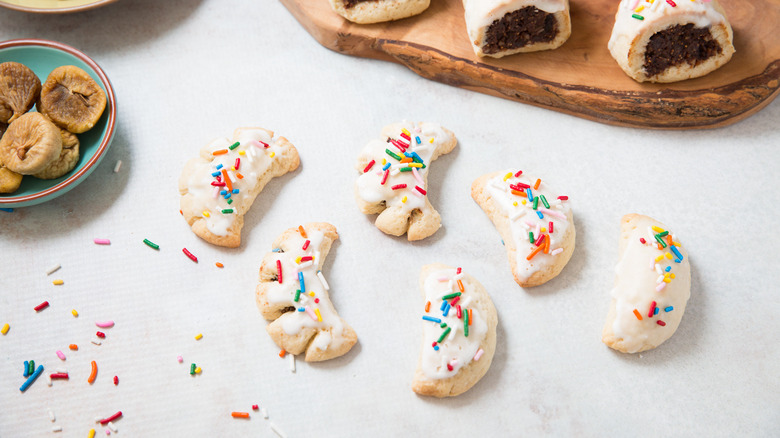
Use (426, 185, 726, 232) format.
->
(540, 195, 550, 209)
(143, 239, 159, 250)
(533, 196, 539, 210)
(655, 234, 667, 248)
(632, 13, 644, 20)
(227, 198, 233, 205)
(440, 322, 447, 328)
(228, 141, 240, 150)
(190, 363, 196, 375)
(294, 290, 301, 302)
(441, 292, 461, 300)
(399, 167, 413, 172)
(28, 360, 34, 376)
(656, 231, 669, 238)
(221, 209, 234, 214)
(529, 231, 535, 243)
(464, 313, 469, 338)
(385, 149, 402, 161)
(437, 327, 451, 343)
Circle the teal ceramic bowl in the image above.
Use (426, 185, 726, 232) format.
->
(0, 39, 116, 208)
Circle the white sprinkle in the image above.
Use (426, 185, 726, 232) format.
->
(656, 282, 667, 292)
(213, 187, 220, 198)
(654, 263, 662, 274)
(534, 223, 541, 238)
(51, 426, 62, 432)
(269, 421, 287, 438)
(46, 375, 52, 386)
(107, 422, 118, 433)
(297, 261, 313, 270)
(317, 271, 330, 290)
(261, 408, 269, 419)
(473, 348, 484, 361)
(91, 339, 102, 346)
(411, 189, 423, 198)
(453, 272, 464, 281)
(447, 324, 459, 340)
(551, 248, 563, 256)
(390, 169, 400, 176)
(647, 227, 655, 243)
(460, 296, 473, 309)
(289, 353, 296, 373)
(113, 160, 122, 173)
(656, 274, 665, 284)
(46, 264, 61, 275)
(48, 409, 55, 422)
(510, 209, 526, 222)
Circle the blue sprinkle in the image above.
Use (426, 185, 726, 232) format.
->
(443, 303, 451, 317)
(440, 301, 447, 311)
(224, 193, 232, 199)
(382, 163, 391, 171)
(501, 239, 505, 246)
(664, 306, 674, 312)
(216, 164, 223, 170)
(403, 152, 413, 158)
(298, 272, 305, 293)
(527, 189, 533, 202)
(670, 245, 683, 262)
(422, 316, 442, 323)
(298, 307, 305, 312)
(415, 136, 421, 144)
(665, 266, 671, 272)
(0, 208, 14, 213)
(211, 171, 221, 177)
(536, 211, 544, 219)
(220, 190, 227, 195)
(654, 307, 659, 315)
(411, 152, 423, 163)
(433, 345, 439, 351)
(23, 361, 29, 377)
(232, 189, 239, 194)
(20, 365, 43, 392)
(272, 248, 281, 252)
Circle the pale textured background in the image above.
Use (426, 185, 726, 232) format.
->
(0, 0, 778, 436)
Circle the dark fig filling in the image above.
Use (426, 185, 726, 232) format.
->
(644, 23, 722, 77)
(483, 6, 558, 55)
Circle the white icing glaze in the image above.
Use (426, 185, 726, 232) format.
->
(610, 218, 691, 353)
(463, 0, 567, 46)
(608, 0, 727, 53)
(182, 128, 285, 236)
(266, 229, 348, 352)
(421, 267, 488, 379)
(486, 170, 572, 283)
(356, 121, 452, 214)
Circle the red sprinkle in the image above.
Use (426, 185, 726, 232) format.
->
(300, 256, 313, 262)
(456, 267, 462, 274)
(510, 182, 531, 190)
(234, 158, 240, 170)
(391, 184, 407, 190)
(456, 305, 462, 318)
(666, 0, 676, 6)
(534, 233, 546, 247)
(431, 342, 437, 347)
(50, 373, 69, 379)
(252, 405, 259, 411)
(34, 301, 49, 312)
(451, 296, 461, 306)
(514, 170, 523, 177)
(259, 140, 269, 148)
(96, 331, 106, 338)
(648, 301, 657, 318)
(113, 375, 119, 385)
(210, 181, 226, 187)
(314, 298, 320, 304)
(558, 196, 569, 201)
(302, 240, 310, 251)
(390, 139, 406, 152)
(640, 238, 646, 244)
(363, 159, 375, 173)
(446, 364, 453, 371)
(99, 411, 122, 425)
(276, 260, 283, 284)
(182, 248, 198, 263)
(415, 186, 427, 195)
(400, 132, 411, 141)
(657, 320, 667, 326)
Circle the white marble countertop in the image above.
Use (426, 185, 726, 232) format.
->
(0, 1, 778, 436)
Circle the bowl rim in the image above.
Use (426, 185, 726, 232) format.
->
(0, 0, 118, 14)
(0, 38, 116, 206)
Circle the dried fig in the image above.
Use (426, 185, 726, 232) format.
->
(0, 165, 23, 193)
(0, 62, 42, 124)
(0, 112, 62, 175)
(38, 65, 106, 134)
(33, 127, 79, 180)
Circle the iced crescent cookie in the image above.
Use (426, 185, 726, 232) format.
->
(463, 0, 571, 58)
(608, 0, 734, 83)
(471, 170, 575, 287)
(355, 121, 456, 241)
(412, 264, 497, 398)
(602, 214, 691, 353)
(256, 223, 357, 362)
(178, 127, 299, 248)
(329, 0, 430, 24)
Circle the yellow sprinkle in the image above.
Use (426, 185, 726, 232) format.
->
(673, 241, 682, 246)
(503, 172, 513, 181)
(238, 150, 245, 156)
(663, 278, 672, 283)
(402, 128, 411, 136)
(308, 291, 315, 297)
(1, 323, 9, 335)
(71, 309, 78, 317)
(314, 308, 323, 322)
(203, 210, 210, 217)
(665, 253, 673, 260)
(521, 200, 527, 205)
(541, 227, 547, 233)
(195, 367, 202, 374)
(428, 138, 434, 143)
(52, 279, 64, 285)
(655, 255, 664, 262)
(195, 333, 203, 340)
(402, 196, 407, 203)
(671, 273, 676, 279)
(664, 273, 670, 278)
(652, 226, 665, 233)
(635, 5, 644, 12)
(512, 201, 518, 206)
(382, 159, 387, 165)
(269, 152, 275, 158)
(88, 429, 96, 438)
(408, 163, 423, 168)
(230, 166, 236, 171)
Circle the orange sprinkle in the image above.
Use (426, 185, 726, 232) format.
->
(221, 169, 233, 191)
(88, 361, 97, 384)
(511, 189, 525, 196)
(68, 344, 78, 350)
(657, 243, 664, 250)
(666, 234, 673, 246)
(231, 412, 250, 419)
(533, 179, 541, 190)
(468, 308, 473, 325)
(179, 210, 183, 215)
(235, 172, 244, 179)
(212, 149, 229, 156)
(425, 301, 431, 312)
(457, 279, 464, 293)
(543, 234, 550, 254)
(278, 349, 286, 358)
(298, 225, 307, 238)
(527, 242, 545, 260)
(215, 262, 224, 268)
(633, 309, 643, 321)
(400, 157, 413, 163)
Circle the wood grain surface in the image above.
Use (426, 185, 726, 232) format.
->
(282, 0, 780, 129)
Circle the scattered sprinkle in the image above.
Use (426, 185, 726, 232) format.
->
(289, 353, 296, 373)
(93, 239, 111, 245)
(46, 264, 61, 275)
(71, 309, 78, 317)
(52, 426, 62, 432)
(69, 344, 78, 350)
(88, 361, 98, 384)
(182, 248, 198, 263)
(269, 421, 287, 438)
(195, 333, 203, 340)
(96, 321, 115, 328)
(143, 239, 160, 250)
(633, 309, 643, 320)
(232, 412, 250, 419)
(113, 375, 119, 385)
(1, 323, 8, 335)
(99, 411, 122, 425)
(35, 301, 50, 312)
(113, 160, 122, 173)
(20, 364, 44, 392)
(177, 356, 183, 363)
(56, 350, 66, 360)
(215, 262, 224, 268)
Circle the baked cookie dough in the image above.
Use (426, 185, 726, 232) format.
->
(412, 264, 497, 397)
(608, 0, 735, 83)
(256, 223, 357, 362)
(602, 214, 691, 353)
(179, 127, 299, 248)
(329, 0, 430, 24)
(472, 169, 575, 287)
(355, 121, 456, 241)
(463, 0, 571, 58)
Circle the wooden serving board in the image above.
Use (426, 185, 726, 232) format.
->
(282, 0, 780, 129)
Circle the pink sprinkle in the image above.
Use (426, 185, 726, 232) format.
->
(177, 356, 183, 363)
(473, 348, 484, 361)
(551, 248, 563, 256)
(94, 239, 111, 245)
(656, 282, 667, 292)
(630, 0, 640, 9)
(539, 208, 566, 220)
(305, 306, 318, 321)
(56, 350, 66, 360)
(437, 277, 449, 282)
(411, 167, 424, 185)
(96, 321, 115, 328)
